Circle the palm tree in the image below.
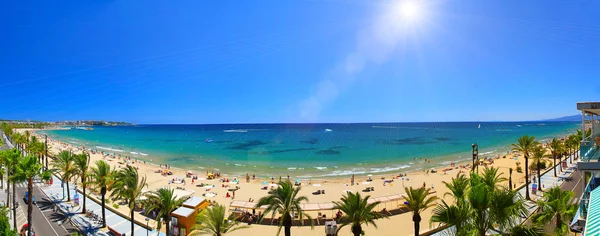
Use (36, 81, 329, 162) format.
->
(3, 149, 20, 230)
(431, 168, 527, 236)
(403, 187, 438, 236)
(256, 180, 313, 236)
(442, 173, 469, 206)
(52, 150, 76, 201)
(509, 225, 546, 236)
(73, 152, 91, 213)
(332, 192, 386, 236)
(566, 135, 577, 164)
(189, 204, 248, 236)
(548, 138, 562, 177)
(110, 166, 147, 236)
(532, 145, 545, 192)
(144, 188, 186, 236)
(478, 166, 507, 190)
(532, 186, 577, 236)
(88, 160, 113, 228)
(12, 155, 52, 236)
(512, 135, 537, 200)
(509, 168, 513, 190)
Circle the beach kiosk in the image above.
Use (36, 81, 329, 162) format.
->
(171, 207, 196, 236)
(182, 196, 209, 214)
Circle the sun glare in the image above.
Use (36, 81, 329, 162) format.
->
(395, 0, 423, 23)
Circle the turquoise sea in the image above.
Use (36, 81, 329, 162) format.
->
(41, 122, 579, 178)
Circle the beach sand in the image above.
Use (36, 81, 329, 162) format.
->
(24, 128, 562, 236)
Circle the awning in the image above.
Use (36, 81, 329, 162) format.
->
(584, 187, 600, 235)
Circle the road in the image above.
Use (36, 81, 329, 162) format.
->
(14, 181, 80, 236)
(2, 133, 80, 235)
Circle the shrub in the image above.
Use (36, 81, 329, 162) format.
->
(113, 203, 119, 209)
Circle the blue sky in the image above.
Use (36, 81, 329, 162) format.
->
(1, 0, 599, 124)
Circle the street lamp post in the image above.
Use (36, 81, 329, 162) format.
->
(472, 143, 479, 172)
(145, 217, 150, 236)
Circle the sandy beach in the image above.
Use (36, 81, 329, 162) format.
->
(24, 128, 566, 236)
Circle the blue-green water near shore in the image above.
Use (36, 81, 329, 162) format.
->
(41, 122, 579, 178)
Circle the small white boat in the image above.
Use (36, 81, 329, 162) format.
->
(478, 124, 481, 129)
(325, 129, 332, 132)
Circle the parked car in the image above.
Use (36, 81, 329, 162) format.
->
(23, 191, 36, 205)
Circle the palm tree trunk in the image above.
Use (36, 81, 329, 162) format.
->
(351, 224, 362, 236)
(525, 154, 530, 200)
(553, 155, 557, 177)
(66, 181, 71, 201)
(81, 176, 86, 213)
(537, 166, 542, 192)
(559, 154, 563, 172)
(131, 209, 135, 236)
(284, 216, 292, 236)
(413, 213, 421, 236)
(27, 178, 33, 236)
(101, 191, 106, 227)
(6, 177, 9, 208)
(12, 181, 16, 230)
(509, 174, 512, 190)
(166, 218, 170, 236)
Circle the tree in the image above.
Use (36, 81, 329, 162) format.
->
(2, 149, 20, 230)
(332, 192, 386, 236)
(0, 207, 19, 236)
(431, 167, 527, 236)
(73, 152, 91, 213)
(189, 204, 248, 236)
(403, 187, 438, 236)
(512, 135, 537, 200)
(509, 225, 546, 236)
(88, 160, 113, 228)
(531, 186, 577, 235)
(547, 138, 562, 177)
(531, 145, 545, 192)
(12, 155, 52, 236)
(509, 168, 513, 190)
(144, 188, 186, 236)
(52, 150, 76, 201)
(256, 180, 313, 236)
(110, 166, 147, 236)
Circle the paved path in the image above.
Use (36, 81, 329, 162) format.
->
(41, 175, 167, 236)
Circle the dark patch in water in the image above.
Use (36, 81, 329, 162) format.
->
(250, 148, 318, 155)
(433, 137, 452, 141)
(227, 140, 268, 150)
(329, 146, 346, 149)
(169, 156, 199, 162)
(316, 149, 341, 155)
(213, 140, 232, 144)
(377, 137, 436, 145)
(300, 138, 319, 144)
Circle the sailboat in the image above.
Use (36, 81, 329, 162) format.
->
(478, 124, 481, 129)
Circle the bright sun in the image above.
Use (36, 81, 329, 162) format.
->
(397, 1, 422, 22)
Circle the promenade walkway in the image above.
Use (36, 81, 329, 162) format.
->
(40, 175, 167, 236)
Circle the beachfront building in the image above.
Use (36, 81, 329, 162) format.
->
(171, 207, 196, 236)
(573, 102, 600, 235)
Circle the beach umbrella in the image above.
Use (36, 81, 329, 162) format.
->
(262, 181, 268, 185)
(367, 174, 373, 177)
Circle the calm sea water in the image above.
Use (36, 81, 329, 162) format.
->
(42, 122, 579, 178)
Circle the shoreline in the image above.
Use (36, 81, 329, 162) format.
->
(38, 124, 578, 180)
(20, 127, 577, 235)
